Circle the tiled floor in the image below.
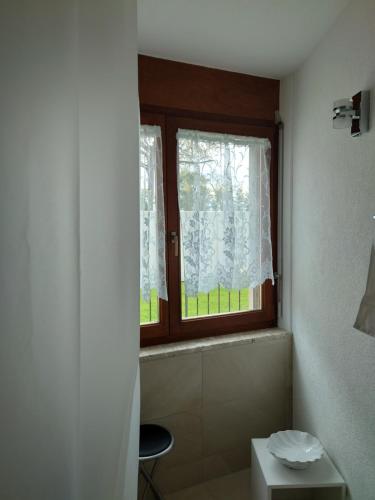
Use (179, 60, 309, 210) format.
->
(165, 469, 251, 500)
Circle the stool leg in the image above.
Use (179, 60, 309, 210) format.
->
(141, 460, 158, 500)
(140, 462, 163, 500)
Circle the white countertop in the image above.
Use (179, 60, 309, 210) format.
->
(252, 438, 345, 489)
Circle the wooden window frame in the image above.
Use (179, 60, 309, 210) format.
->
(140, 110, 278, 347)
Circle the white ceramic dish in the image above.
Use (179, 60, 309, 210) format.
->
(267, 430, 324, 469)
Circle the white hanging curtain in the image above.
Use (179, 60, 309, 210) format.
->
(177, 129, 274, 297)
(140, 125, 168, 301)
(0, 1, 139, 499)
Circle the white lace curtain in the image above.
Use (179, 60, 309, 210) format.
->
(177, 129, 274, 297)
(140, 125, 168, 301)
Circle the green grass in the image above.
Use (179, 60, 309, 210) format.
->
(140, 289, 159, 324)
(181, 284, 252, 318)
(140, 284, 256, 325)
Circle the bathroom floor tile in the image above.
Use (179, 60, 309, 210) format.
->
(205, 468, 251, 500)
(164, 468, 251, 500)
(165, 482, 213, 500)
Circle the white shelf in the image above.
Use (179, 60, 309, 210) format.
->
(251, 439, 346, 500)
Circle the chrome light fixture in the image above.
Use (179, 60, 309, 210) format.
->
(333, 90, 370, 137)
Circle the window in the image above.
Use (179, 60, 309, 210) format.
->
(139, 124, 167, 327)
(140, 113, 277, 346)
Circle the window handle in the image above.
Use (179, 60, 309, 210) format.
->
(170, 231, 179, 257)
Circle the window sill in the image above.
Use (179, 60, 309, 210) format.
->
(139, 327, 291, 362)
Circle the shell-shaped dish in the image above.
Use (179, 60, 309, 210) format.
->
(267, 430, 324, 469)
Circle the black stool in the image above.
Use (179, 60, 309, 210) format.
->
(139, 424, 174, 500)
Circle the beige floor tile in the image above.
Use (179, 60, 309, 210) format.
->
(163, 468, 251, 500)
(203, 448, 251, 482)
(205, 469, 251, 500)
(165, 482, 214, 500)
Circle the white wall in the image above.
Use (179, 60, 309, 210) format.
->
(280, 1, 375, 499)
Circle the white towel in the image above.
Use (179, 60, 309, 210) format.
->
(354, 244, 375, 337)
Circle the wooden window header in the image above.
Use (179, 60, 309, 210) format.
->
(138, 55, 279, 123)
(138, 56, 279, 346)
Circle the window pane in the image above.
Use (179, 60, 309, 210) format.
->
(180, 282, 261, 319)
(140, 289, 159, 325)
(178, 128, 270, 319)
(139, 124, 167, 327)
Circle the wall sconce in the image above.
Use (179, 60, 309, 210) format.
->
(333, 90, 370, 137)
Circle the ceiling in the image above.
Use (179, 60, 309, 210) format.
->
(138, 0, 350, 79)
